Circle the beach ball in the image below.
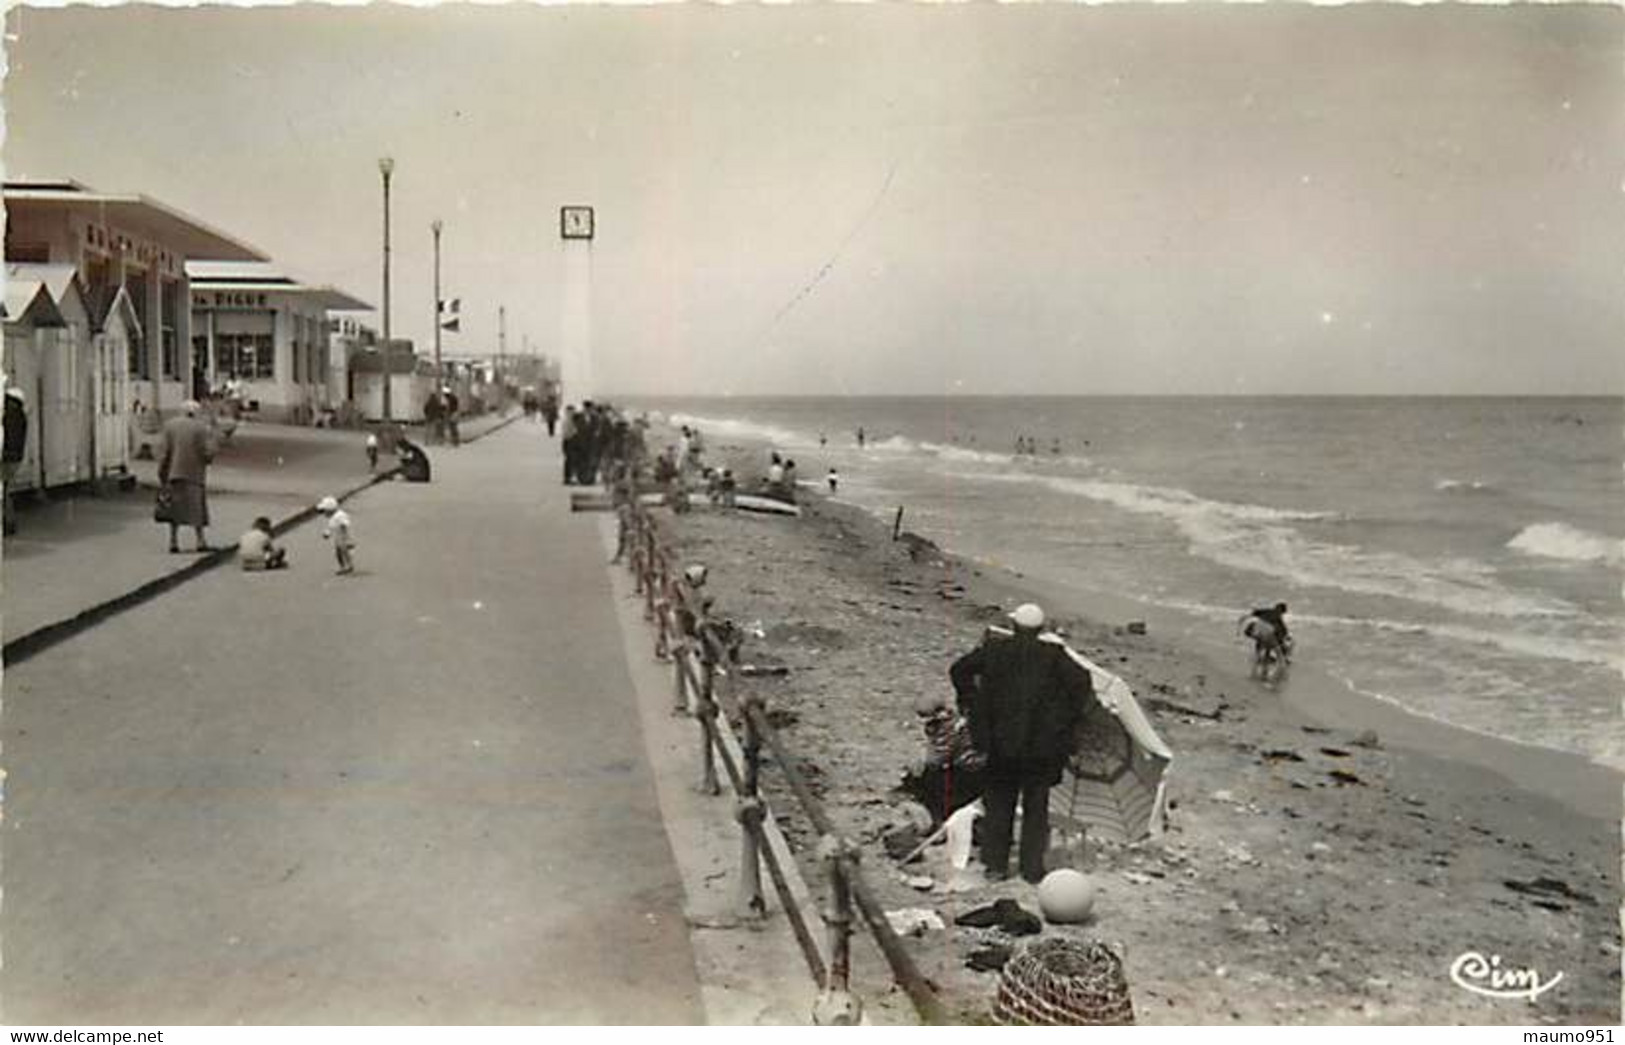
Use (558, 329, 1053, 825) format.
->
(1038, 869, 1096, 924)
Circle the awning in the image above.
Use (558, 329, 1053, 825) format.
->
(5, 183, 268, 262)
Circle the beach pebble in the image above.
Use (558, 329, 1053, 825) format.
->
(1125, 621, 1148, 635)
(1219, 900, 1241, 914)
(1210, 789, 1236, 803)
(903, 875, 935, 891)
(1353, 729, 1381, 749)
(1242, 917, 1273, 934)
(1122, 871, 1156, 886)
(1310, 842, 1333, 854)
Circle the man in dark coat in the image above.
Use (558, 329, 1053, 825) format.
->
(949, 602, 1097, 883)
(3, 387, 28, 535)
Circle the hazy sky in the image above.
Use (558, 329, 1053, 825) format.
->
(5, 3, 1621, 396)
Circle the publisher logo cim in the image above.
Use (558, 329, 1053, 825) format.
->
(1450, 951, 1564, 1003)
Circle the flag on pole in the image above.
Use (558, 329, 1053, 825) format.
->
(438, 297, 461, 315)
(440, 316, 460, 333)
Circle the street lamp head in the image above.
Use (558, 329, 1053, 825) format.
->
(378, 156, 395, 177)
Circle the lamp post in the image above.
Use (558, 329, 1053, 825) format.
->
(378, 157, 394, 423)
(431, 218, 443, 406)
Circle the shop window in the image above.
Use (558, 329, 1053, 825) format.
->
(213, 333, 275, 381)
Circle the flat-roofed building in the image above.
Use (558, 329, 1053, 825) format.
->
(3, 180, 268, 420)
(187, 267, 370, 425)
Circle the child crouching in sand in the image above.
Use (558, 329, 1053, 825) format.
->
(239, 516, 288, 571)
(316, 496, 356, 575)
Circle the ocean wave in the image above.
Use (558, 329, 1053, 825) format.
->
(665, 412, 818, 452)
(1507, 521, 1624, 566)
(1302, 612, 1624, 672)
(960, 471, 1572, 618)
(1434, 477, 1498, 494)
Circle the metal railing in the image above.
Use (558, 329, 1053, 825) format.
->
(620, 497, 952, 1026)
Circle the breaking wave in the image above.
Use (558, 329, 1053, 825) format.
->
(1507, 522, 1624, 566)
(958, 471, 1573, 619)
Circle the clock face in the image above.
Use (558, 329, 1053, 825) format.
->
(561, 206, 595, 240)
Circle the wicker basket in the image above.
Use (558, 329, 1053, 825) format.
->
(994, 937, 1135, 1026)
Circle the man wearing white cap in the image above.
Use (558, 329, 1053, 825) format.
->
(949, 602, 1097, 883)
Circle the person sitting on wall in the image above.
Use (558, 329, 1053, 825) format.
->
(394, 436, 431, 483)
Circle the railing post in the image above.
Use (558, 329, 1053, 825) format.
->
(812, 835, 863, 1026)
(695, 655, 721, 795)
(653, 561, 671, 661)
(737, 693, 766, 918)
(673, 635, 690, 714)
(630, 514, 647, 594)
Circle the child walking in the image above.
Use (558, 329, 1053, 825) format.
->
(316, 495, 356, 575)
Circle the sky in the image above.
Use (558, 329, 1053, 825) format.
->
(4, 3, 1622, 397)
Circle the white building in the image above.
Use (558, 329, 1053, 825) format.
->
(3, 180, 268, 421)
(187, 269, 370, 424)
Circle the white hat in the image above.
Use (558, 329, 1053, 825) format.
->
(684, 564, 708, 586)
(316, 496, 339, 512)
(1010, 603, 1046, 629)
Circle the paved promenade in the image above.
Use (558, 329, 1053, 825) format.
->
(3, 415, 509, 642)
(1, 421, 704, 1023)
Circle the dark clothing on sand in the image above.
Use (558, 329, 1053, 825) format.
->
(950, 630, 1096, 881)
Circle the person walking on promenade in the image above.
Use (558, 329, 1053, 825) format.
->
(542, 392, 560, 436)
(561, 406, 583, 484)
(157, 400, 217, 554)
(3, 386, 28, 536)
(365, 431, 380, 473)
(445, 389, 462, 447)
(423, 391, 445, 445)
(949, 602, 1097, 884)
(856, 426, 866, 449)
(317, 496, 356, 575)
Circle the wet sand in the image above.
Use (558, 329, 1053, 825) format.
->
(659, 438, 1621, 1024)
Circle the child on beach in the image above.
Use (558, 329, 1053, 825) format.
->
(317, 495, 356, 575)
(827, 468, 839, 494)
(365, 432, 380, 472)
(238, 516, 288, 571)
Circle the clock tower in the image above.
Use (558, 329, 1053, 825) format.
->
(559, 205, 595, 401)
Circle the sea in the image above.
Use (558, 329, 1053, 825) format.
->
(623, 396, 1624, 771)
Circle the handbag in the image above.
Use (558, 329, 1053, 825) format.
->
(153, 486, 175, 524)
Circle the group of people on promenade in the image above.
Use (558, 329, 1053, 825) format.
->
(520, 387, 562, 434)
(561, 401, 648, 487)
(144, 399, 433, 578)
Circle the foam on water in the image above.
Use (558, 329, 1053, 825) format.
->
(958, 471, 1572, 619)
(665, 412, 817, 451)
(1507, 521, 1624, 566)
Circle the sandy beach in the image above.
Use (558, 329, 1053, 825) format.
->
(657, 437, 1621, 1025)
